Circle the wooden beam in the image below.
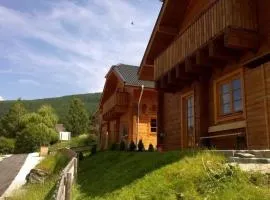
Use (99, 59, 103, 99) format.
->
(225, 28, 258, 50)
(158, 25, 178, 35)
(185, 56, 201, 73)
(176, 63, 197, 80)
(209, 38, 237, 61)
(195, 48, 220, 67)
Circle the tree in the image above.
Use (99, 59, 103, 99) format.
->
(20, 105, 58, 129)
(0, 100, 27, 138)
(15, 105, 59, 153)
(65, 98, 89, 136)
(15, 123, 58, 153)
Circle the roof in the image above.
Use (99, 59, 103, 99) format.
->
(55, 124, 65, 132)
(111, 64, 155, 88)
(139, 0, 190, 79)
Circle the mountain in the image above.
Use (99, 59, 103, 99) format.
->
(0, 93, 101, 123)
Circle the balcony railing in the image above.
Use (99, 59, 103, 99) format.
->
(102, 91, 129, 119)
(155, 0, 257, 80)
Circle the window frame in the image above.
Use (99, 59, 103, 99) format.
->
(150, 118, 157, 133)
(214, 69, 245, 123)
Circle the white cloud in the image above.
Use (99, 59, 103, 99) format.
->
(18, 79, 40, 86)
(0, 0, 161, 95)
(0, 96, 4, 101)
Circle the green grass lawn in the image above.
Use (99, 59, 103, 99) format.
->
(49, 134, 95, 152)
(73, 151, 270, 200)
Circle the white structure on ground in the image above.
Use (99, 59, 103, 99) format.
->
(59, 132, 71, 141)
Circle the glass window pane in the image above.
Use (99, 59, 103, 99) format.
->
(222, 103, 231, 114)
(233, 89, 242, 101)
(234, 100, 242, 112)
(221, 83, 230, 94)
(232, 79, 241, 90)
(222, 93, 230, 104)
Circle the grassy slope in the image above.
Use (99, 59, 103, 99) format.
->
(0, 93, 101, 122)
(74, 151, 270, 200)
(11, 152, 70, 200)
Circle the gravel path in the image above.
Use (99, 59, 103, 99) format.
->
(0, 154, 28, 196)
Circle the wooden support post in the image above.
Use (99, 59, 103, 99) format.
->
(157, 91, 164, 148)
(65, 173, 72, 200)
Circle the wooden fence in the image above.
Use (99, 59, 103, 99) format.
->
(54, 152, 78, 200)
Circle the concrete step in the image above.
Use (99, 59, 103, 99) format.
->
(212, 150, 270, 158)
(234, 152, 255, 158)
(228, 157, 270, 164)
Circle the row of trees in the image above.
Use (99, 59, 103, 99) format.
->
(0, 98, 91, 154)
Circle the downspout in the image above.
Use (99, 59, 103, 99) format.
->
(136, 85, 144, 146)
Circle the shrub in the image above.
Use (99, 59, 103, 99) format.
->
(138, 140, 145, 152)
(119, 140, 126, 151)
(78, 152, 84, 160)
(110, 143, 118, 151)
(91, 144, 97, 155)
(148, 143, 154, 152)
(15, 123, 58, 153)
(0, 137, 15, 154)
(128, 141, 136, 151)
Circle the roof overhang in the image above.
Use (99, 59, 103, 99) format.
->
(138, 0, 190, 80)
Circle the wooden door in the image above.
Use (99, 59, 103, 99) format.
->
(182, 92, 195, 148)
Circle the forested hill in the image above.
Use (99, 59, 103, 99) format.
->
(0, 93, 101, 122)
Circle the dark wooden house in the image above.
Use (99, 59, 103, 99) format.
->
(139, 0, 270, 150)
(99, 64, 157, 150)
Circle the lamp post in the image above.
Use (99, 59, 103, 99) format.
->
(136, 85, 144, 146)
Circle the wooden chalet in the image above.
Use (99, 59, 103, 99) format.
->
(99, 64, 157, 150)
(139, 0, 270, 150)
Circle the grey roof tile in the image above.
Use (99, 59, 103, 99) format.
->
(112, 64, 155, 88)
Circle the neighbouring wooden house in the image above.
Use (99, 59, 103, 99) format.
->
(139, 0, 270, 150)
(99, 64, 157, 150)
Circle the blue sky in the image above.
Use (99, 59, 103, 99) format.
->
(0, 0, 161, 100)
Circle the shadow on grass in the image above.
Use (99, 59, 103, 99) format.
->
(76, 150, 199, 199)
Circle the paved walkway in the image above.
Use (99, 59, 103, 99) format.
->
(0, 154, 28, 196)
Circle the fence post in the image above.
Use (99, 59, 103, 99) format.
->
(65, 173, 72, 200)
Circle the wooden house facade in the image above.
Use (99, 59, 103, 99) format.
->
(139, 0, 270, 150)
(99, 64, 157, 150)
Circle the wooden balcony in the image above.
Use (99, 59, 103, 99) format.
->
(155, 0, 258, 83)
(102, 91, 129, 121)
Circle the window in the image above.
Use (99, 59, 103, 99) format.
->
(187, 96, 194, 136)
(215, 71, 244, 121)
(150, 118, 157, 133)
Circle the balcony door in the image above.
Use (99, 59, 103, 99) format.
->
(181, 92, 195, 148)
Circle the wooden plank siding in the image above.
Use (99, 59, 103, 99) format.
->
(245, 63, 270, 149)
(154, 0, 257, 80)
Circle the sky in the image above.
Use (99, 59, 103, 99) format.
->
(0, 0, 161, 100)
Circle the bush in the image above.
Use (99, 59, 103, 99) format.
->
(91, 144, 97, 155)
(35, 152, 69, 174)
(78, 152, 84, 160)
(128, 141, 136, 151)
(0, 137, 15, 154)
(119, 140, 126, 151)
(138, 140, 144, 152)
(110, 143, 118, 151)
(15, 123, 58, 153)
(148, 144, 154, 152)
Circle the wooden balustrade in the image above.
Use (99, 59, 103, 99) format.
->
(102, 92, 129, 120)
(155, 0, 258, 80)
